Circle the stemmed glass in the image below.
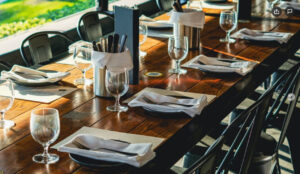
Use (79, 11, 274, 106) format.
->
(267, 0, 279, 11)
(219, 10, 238, 43)
(139, 23, 148, 59)
(30, 108, 60, 164)
(0, 79, 15, 129)
(105, 68, 129, 112)
(73, 44, 93, 85)
(168, 36, 189, 74)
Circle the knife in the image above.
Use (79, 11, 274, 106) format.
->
(119, 34, 127, 52)
(112, 33, 119, 53)
(107, 35, 113, 53)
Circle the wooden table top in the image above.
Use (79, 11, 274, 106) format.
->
(1, 8, 300, 174)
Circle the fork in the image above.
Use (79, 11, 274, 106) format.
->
(73, 140, 138, 156)
(142, 96, 194, 107)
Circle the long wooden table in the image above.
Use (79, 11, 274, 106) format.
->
(1, 11, 300, 174)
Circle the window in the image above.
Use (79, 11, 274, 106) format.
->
(0, 0, 118, 39)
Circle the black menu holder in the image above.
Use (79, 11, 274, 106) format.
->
(114, 6, 139, 85)
(238, 0, 252, 22)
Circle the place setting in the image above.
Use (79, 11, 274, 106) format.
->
(231, 28, 293, 44)
(182, 54, 257, 76)
(0, 65, 76, 103)
(51, 126, 164, 169)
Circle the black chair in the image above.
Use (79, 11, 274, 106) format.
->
(0, 61, 11, 72)
(20, 31, 73, 67)
(77, 11, 114, 42)
(155, 0, 174, 12)
(184, 62, 300, 174)
(166, 136, 225, 174)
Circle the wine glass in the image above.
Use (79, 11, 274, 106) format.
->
(105, 68, 129, 112)
(0, 79, 15, 129)
(30, 108, 60, 164)
(139, 23, 148, 59)
(219, 10, 237, 43)
(168, 36, 189, 74)
(267, 0, 279, 11)
(73, 44, 93, 85)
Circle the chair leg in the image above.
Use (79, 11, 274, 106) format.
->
(276, 157, 281, 174)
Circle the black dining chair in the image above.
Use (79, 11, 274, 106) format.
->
(183, 62, 300, 174)
(155, 0, 174, 12)
(20, 31, 73, 67)
(166, 136, 225, 174)
(77, 11, 114, 42)
(0, 61, 11, 72)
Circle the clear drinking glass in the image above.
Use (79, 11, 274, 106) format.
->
(105, 68, 129, 112)
(219, 10, 238, 43)
(139, 23, 148, 59)
(30, 108, 60, 164)
(168, 36, 189, 74)
(267, 0, 279, 10)
(73, 44, 93, 85)
(0, 79, 15, 129)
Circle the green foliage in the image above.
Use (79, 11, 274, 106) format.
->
(0, 18, 51, 39)
(39, 0, 95, 20)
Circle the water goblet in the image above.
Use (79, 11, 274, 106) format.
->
(168, 36, 189, 74)
(139, 23, 148, 59)
(105, 68, 129, 112)
(0, 79, 15, 129)
(219, 10, 238, 43)
(73, 44, 93, 85)
(30, 108, 60, 164)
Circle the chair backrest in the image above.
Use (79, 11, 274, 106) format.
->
(77, 11, 105, 42)
(216, 62, 300, 174)
(0, 61, 11, 72)
(264, 63, 300, 153)
(155, 0, 174, 12)
(20, 31, 73, 67)
(183, 136, 225, 174)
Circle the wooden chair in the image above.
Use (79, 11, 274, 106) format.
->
(77, 11, 113, 42)
(184, 62, 300, 174)
(20, 31, 73, 67)
(166, 136, 225, 174)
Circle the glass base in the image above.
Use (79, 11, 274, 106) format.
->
(32, 153, 59, 164)
(74, 78, 93, 85)
(220, 38, 236, 43)
(106, 105, 128, 112)
(169, 68, 187, 75)
(0, 120, 15, 129)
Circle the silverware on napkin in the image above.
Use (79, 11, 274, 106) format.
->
(73, 140, 138, 156)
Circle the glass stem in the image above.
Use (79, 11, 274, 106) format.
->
(0, 112, 4, 121)
(226, 31, 230, 41)
(115, 95, 121, 109)
(82, 70, 86, 80)
(43, 145, 50, 158)
(176, 60, 181, 72)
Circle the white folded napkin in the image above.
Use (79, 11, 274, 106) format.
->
(231, 28, 292, 44)
(169, 9, 205, 28)
(128, 91, 208, 117)
(140, 15, 172, 29)
(279, 1, 300, 10)
(91, 50, 133, 71)
(58, 134, 155, 167)
(0, 65, 70, 84)
(182, 55, 257, 76)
